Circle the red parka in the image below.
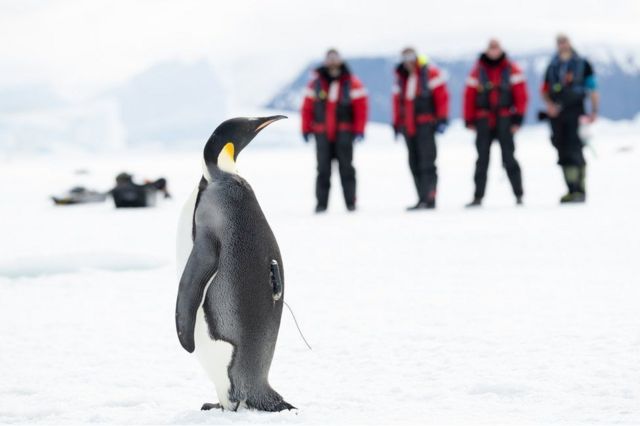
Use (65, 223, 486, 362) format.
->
(463, 53, 528, 128)
(392, 59, 449, 137)
(301, 65, 368, 142)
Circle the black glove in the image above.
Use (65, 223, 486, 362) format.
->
(353, 133, 364, 143)
(465, 120, 475, 129)
(511, 114, 524, 127)
(393, 125, 401, 141)
(302, 132, 312, 143)
(435, 118, 449, 134)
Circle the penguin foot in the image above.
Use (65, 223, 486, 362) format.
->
(201, 402, 243, 412)
(201, 402, 222, 411)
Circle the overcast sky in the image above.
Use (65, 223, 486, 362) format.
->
(1, 0, 638, 104)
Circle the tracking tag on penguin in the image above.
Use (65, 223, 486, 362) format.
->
(270, 259, 283, 302)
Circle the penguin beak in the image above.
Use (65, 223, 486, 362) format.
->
(254, 115, 287, 133)
(233, 115, 288, 156)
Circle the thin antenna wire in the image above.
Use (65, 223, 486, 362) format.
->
(283, 301, 312, 351)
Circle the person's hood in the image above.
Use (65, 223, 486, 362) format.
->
(479, 52, 507, 68)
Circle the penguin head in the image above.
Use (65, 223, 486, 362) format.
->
(203, 115, 287, 178)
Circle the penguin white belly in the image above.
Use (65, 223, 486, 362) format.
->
(178, 187, 235, 409)
(176, 187, 199, 278)
(194, 279, 235, 410)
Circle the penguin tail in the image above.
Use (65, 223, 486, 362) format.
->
(249, 399, 296, 412)
(270, 400, 296, 412)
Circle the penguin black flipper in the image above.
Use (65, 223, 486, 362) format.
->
(175, 236, 219, 353)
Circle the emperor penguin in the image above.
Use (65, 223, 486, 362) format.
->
(175, 116, 294, 412)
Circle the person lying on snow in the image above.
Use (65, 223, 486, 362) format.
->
(110, 172, 171, 208)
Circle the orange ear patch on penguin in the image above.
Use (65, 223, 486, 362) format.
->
(223, 142, 235, 159)
(217, 142, 237, 173)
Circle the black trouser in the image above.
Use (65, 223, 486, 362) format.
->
(315, 131, 356, 207)
(550, 110, 585, 167)
(550, 109, 586, 193)
(404, 123, 437, 202)
(473, 116, 523, 199)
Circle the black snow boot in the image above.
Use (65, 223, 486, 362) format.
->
(465, 198, 482, 208)
(315, 204, 327, 213)
(407, 200, 429, 211)
(560, 192, 586, 203)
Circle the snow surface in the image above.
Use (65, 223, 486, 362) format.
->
(1, 117, 639, 424)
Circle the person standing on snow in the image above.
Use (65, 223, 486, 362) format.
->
(541, 34, 599, 203)
(463, 39, 528, 207)
(301, 49, 368, 213)
(392, 47, 449, 210)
